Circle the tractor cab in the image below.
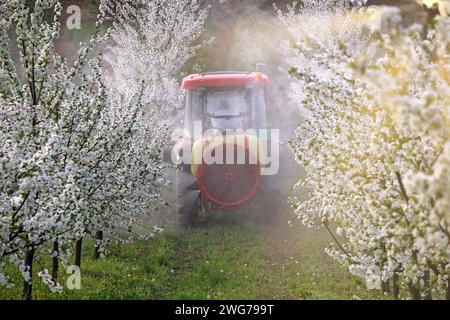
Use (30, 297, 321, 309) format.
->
(181, 72, 270, 135)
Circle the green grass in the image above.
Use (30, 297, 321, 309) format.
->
(0, 216, 384, 300)
(263, 227, 382, 300)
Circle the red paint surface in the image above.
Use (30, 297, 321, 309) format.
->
(182, 73, 270, 89)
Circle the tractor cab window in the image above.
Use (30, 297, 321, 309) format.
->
(205, 90, 247, 118)
(204, 88, 249, 130)
(184, 85, 268, 134)
(250, 87, 268, 129)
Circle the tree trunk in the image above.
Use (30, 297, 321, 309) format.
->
(74, 237, 83, 268)
(408, 281, 421, 300)
(94, 230, 103, 260)
(381, 280, 390, 295)
(446, 276, 450, 300)
(51, 240, 59, 283)
(22, 248, 35, 300)
(392, 272, 400, 300)
(423, 271, 432, 300)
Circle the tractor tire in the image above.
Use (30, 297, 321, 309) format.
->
(176, 165, 200, 230)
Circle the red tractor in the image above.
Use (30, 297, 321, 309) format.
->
(173, 69, 279, 228)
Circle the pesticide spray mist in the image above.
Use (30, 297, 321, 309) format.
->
(157, 0, 307, 228)
(138, 0, 430, 230)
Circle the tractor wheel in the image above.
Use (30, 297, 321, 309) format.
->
(176, 165, 200, 229)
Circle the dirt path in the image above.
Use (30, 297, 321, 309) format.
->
(260, 219, 303, 299)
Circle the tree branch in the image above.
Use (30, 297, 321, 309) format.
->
(324, 221, 350, 257)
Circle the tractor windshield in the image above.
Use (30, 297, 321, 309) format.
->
(205, 89, 248, 118)
(184, 86, 267, 133)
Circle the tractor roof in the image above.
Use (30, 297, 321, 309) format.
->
(182, 72, 269, 90)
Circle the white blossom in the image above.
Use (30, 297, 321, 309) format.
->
(0, 0, 206, 293)
(284, 1, 450, 299)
